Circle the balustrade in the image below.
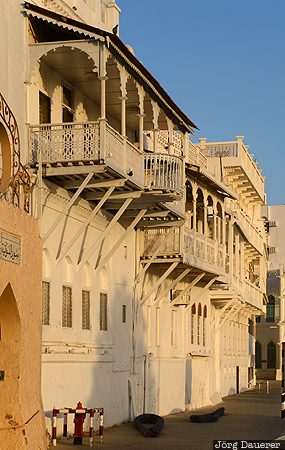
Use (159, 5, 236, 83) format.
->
(142, 225, 226, 273)
(29, 122, 183, 193)
(144, 153, 182, 192)
(29, 122, 100, 164)
(201, 140, 265, 198)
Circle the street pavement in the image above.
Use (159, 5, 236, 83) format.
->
(53, 381, 285, 450)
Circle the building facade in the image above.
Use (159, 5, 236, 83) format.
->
(0, 3, 46, 444)
(256, 206, 285, 380)
(1, 0, 268, 442)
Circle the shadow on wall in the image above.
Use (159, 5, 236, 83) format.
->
(43, 274, 149, 436)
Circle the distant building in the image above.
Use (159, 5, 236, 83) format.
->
(256, 205, 285, 380)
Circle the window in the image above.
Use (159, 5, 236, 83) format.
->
(266, 295, 275, 323)
(100, 293, 108, 331)
(82, 290, 91, 330)
(256, 315, 261, 323)
(62, 286, 72, 328)
(147, 306, 151, 346)
(42, 281, 50, 326)
(191, 304, 196, 345)
(197, 303, 202, 346)
(255, 341, 261, 368)
(267, 341, 276, 368)
(171, 310, 177, 347)
(62, 85, 74, 122)
(39, 92, 51, 124)
(156, 307, 160, 347)
(203, 305, 207, 346)
(122, 304, 127, 323)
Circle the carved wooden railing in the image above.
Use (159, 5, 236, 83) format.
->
(199, 139, 265, 198)
(144, 153, 182, 192)
(29, 122, 184, 193)
(142, 226, 226, 273)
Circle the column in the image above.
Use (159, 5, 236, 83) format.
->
(167, 118, 174, 155)
(98, 75, 108, 160)
(119, 95, 127, 137)
(203, 204, 207, 237)
(99, 76, 107, 119)
(137, 113, 145, 153)
(193, 199, 197, 232)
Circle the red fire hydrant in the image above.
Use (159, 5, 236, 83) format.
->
(73, 401, 86, 445)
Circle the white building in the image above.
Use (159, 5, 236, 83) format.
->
(256, 205, 285, 380)
(1, 0, 268, 440)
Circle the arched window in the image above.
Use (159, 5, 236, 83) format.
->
(196, 189, 204, 234)
(203, 305, 207, 346)
(266, 295, 275, 323)
(207, 196, 214, 239)
(255, 341, 261, 368)
(267, 341, 276, 368)
(197, 303, 202, 345)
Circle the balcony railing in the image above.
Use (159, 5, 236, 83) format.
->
(226, 201, 264, 254)
(29, 121, 100, 163)
(199, 139, 265, 199)
(29, 122, 183, 193)
(142, 226, 226, 274)
(186, 141, 207, 169)
(144, 154, 182, 192)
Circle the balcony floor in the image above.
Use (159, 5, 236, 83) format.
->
(29, 160, 183, 224)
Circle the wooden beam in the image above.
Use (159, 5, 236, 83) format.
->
(78, 197, 134, 269)
(93, 209, 148, 276)
(43, 172, 93, 243)
(56, 186, 116, 264)
(210, 298, 237, 330)
(85, 190, 142, 201)
(173, 272, 205, 307)
(138, 220, 183, 228)
(218, 301, 242, 331)
(123, 210, 169, 218)
(140, 261, 179, 306)
(62, 178, 127, 190)
(44, 165, 106, 177)
(184, 277, 218, 311)
(135, 228, 176, 283)
(153, 268, 192, 306)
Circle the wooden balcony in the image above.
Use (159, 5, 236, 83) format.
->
(226, 202, 264, 255)
(199, 137, 265, 203)
(142, 226, 226, 276)
(29, 121, 183, 194)
(210, 278, 265, 314)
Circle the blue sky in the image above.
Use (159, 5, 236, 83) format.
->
(117, 0, 285, 205)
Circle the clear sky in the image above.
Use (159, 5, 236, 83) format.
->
(117, 0, 285, 205)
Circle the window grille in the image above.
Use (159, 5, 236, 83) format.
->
(100, 293, 108, 331)
(156, 307, 160, 347)
(147, 306, 151, 346)
(171, 310, 176, 347)
(62, 286, 72, 328)
(191, 313, 195, 345)
(122, 304, 127, 323)
(82, 290, 91, 330)
(42, 281, 50, 326)
(197, 316, 201, 345)
(203, 318, 206, 346)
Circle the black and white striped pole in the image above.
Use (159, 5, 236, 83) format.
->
(282, 342, 285, 417)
